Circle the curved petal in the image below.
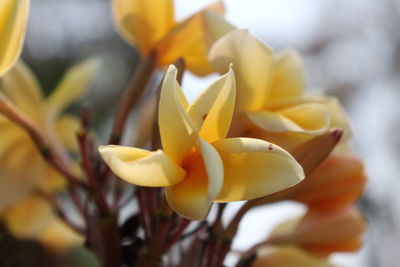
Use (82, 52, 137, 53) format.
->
(187, 66, 235, 142)
(99, 145, 185, 187)
(209, 29, 273, 112)
(158, 65, 197, 164)
(156, 1, 225, 76)
(279, 103, 330, 134)
(280, 208, 367, 254)
(203, 10, 235, 49)
(39, 219, 84, 250)
(213, 138, 304, 202)
(46, 58, 99, 118)
(3, 196, 53, 239)
(267, 50, 304, 105)
(1, 61, 45, 125)
(113, 0, 175, 55)
(165, 138, 223, 220)
(0, 0, 29, 76)
(254, 246, 334, 267)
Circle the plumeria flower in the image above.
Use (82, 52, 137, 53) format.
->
(0, 0, 29, 77)
(0, 59, 98, 211)
(113, 0, 225, 75)
(209, 29, 352, 151)
(99, 65, 304, 220)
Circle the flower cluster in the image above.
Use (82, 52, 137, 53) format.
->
(0, 0, 366, 266)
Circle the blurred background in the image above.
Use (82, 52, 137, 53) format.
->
(21, 0, 400, 266)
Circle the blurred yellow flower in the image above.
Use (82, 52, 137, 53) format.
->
(268, 207, 366, 255)
(209, 29, 352, 151)
(0, 0, 30, 77)
(0, 59, 98, 211)
(99, 65, 304, 220)
(113, 0, 225, 76)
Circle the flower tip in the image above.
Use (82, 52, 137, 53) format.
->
(330, 128, 343, 142)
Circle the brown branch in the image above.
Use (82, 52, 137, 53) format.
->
(109, 52, 157, 145)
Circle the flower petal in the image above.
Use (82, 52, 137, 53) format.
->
(3, 196, 53, 239)
(203, 10, 235, 48)
(39, 220, 84, 250)
(0, 61, 45, 125)
(112, 0, 175, 55)
(187, 65, 235, 142)
(254, 246, 334, 267)
(158, 65, 197, 164)
(165, 138, 223, 220)
(213, 137, 304, 202)
(98, 145, 185, 187)
(209, 29, 274, 112)
(46, 58, 99, 118)
(267, 50, 304, 105)
(0, 0, 29, 76)
(156, 1, 225, 76)
(288, 154, 366, 211)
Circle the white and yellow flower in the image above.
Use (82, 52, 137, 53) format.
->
(99, 65, 304, 220)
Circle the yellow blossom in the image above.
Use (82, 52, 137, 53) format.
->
(0, 0, 30, 76)
(0, 59, 98, 211)
(112, 0, 225, 75)
(99, 65, 304, 220)
(209, 29, 352, 151)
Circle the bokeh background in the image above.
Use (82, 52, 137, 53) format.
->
(21, 0, 400, 266)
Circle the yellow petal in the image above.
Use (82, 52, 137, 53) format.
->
(0, 0, 29, 76)
(165, 138, 223, 220)
(267, 50, 304, 105)
(3, 195, 53, 239)
(254, 246, 335, 267)
(297, 208, 366, 254)
(112, 0, 175, 55)
(0, 61, 45, 125)
(278, 103, 330, 134)
(54, 115, 80, 152)
(187, 65, 235, 142)
(158, 65, 197, 164)
(203, 10, 235, 49)
(39, 220, 84, 251)
(46, 58, 99, 118)
(209, 29, 274, 112)
(315, 97, 353, 141)
(99, 145, 185, 187)
(156, 1, 225, 76)
(213, 137, 304, 202)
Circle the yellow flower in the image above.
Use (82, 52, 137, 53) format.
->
(0, 59, 98, 210)
(209, 29, 352, 151)
(113, 0, 225, 76)
(99, 65, 304, 220)
(0, 0, 30, 77)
